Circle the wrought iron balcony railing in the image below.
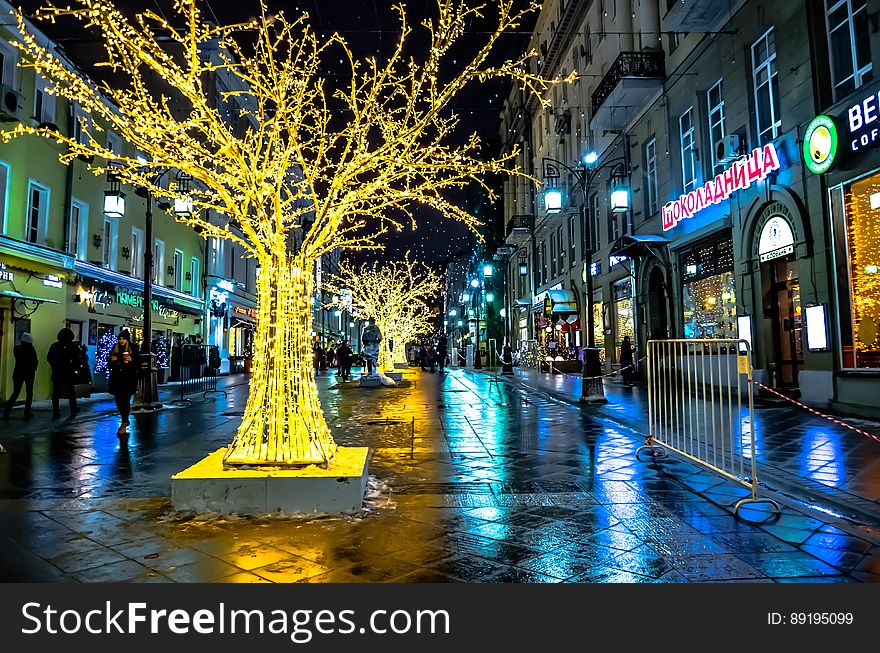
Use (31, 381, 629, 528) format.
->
(506, 214, 534, 238)
(591, 51, 666, 117)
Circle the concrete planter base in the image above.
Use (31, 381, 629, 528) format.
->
(171, 446, 370, 515)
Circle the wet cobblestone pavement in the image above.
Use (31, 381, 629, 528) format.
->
(2, 367, 880, 583)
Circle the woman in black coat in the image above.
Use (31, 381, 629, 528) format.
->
(3, 332, 38, 420)
(108, 330, 140, 438)
(47, 327, 80, 419)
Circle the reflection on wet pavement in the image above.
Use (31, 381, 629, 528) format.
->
(1, 368, 879, 583)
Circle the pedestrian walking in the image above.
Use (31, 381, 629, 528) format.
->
(419, 344, 428, 370)
(46, 328, 80, 419)
(3, 332, 38, 420)
(620, 335, 634, 386)
(437, 339, 448, 373)
(108, 330, 140, 438)
(314, 343, 324, 373)
(501, 338, 514, 375)
(337, 340, 352, 381)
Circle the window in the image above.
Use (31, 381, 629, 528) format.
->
(33, 75, 55, 125)
(707, 80, 726, 175)
(0, 41, 17, 87)
(550, 233, 557, 278)
(228, 243, 237, 281)
(826, 0, 873, 99)
(833, 173, 880, 368)
(569, 214, 578, 264)
(679, 107, 697, 193)
(190, 257, 200, 297)
(69, 198, 88, 259)
(668, 31, 681, 53)
(608, 205, 621, 243)
(0, 161, 9, 235)
(644, 138, 658, 217)
(72, 105, 91, 145)
(589, 192, 600, 252)
(583, 26, 592, 64)
(598, 0, 606, 40)
(680, 234, 737, 340)
(153, 239, 165, 285)
(173, 249, 184, 291)
(107, 131, 122, 156)
(540, 240, 547, 285)
(101, 218, 117, 269)
(130, 227, 144, 278)
(556, 225, 565, 272)
(752, 28, 781, 144)
(26, 181, 49, 245)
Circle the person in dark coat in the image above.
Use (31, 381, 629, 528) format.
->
(501, 338, 514, 375)
(3, 332, 38, 420)
(108, 329, 140, 438)
(46, 327, 80, 419)
(313, 344, 324, 372)
(619, 335, 635, 386)
(336, 340, 352, 381)
(437, 339, 448, 373)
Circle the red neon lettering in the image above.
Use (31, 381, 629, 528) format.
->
(662, 204, 675, 230)
(733, 160, 747, 190)
(722, 167, 735, 198)
(747, 148, 763, 183)
(762, 143, 780, 176)
(712, 176, 725, 203)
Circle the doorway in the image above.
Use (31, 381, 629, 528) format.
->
(646, 266, 669, 340)
(765, 257, 804, 387)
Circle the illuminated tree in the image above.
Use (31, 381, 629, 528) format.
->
(326, 256, 441, 372)
(5, 0, 559, 466)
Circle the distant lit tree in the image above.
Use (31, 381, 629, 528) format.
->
(326, 256, 442, 372)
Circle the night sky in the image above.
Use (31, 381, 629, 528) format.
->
(19, 0, 536, 264)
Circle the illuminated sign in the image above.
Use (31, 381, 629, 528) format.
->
(234, 305, 258, 319)
(805, 304, 829, 351)
(662, 143, 780, 231)
(803, 115, 838, 174)
(758, 216, 795, 262)
(43, 275, 63, 289)
(847, 90, 880, 153)
(0, 263, 13, 282)
(116, 291, 179, 319)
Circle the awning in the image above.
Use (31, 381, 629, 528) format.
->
(230, 317, 256, 331)
(533, 289, 578, 315)
(0, 289, 59, 304)
(610, 234, 670, 259)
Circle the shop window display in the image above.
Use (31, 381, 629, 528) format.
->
(613, 279, 634, 361)
(680, 235, 737, 340)
(841, 173, 880, 368)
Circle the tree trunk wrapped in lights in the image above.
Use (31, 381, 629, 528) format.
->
(326, 256, 441, 374)
(4, 0, 562, 467)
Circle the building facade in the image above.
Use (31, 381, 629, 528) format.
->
(496, 0, 880, 415)
(0, 5, 206, 399)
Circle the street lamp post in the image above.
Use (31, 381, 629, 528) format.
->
(542, 152, 629, 404)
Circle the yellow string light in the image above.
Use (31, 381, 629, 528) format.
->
(2, 0, 564, 467)
(325, 254, 441, 372)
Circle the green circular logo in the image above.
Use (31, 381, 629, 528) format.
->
(803, 115, 838, 174)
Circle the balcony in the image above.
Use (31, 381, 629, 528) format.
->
(505, 214, 533, 246)
(663, 0, 734, 32)
(591, 51, 665, 132)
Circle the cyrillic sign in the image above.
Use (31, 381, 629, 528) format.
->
(662, 143, 780, 231)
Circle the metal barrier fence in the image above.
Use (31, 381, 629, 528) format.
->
(637, 338, 780, 518)
(171, 344, 227, 407)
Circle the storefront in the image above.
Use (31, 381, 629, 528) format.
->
(532, 289, 580, 364)
(228, 304, 256, 372)
(612, 278, 635, 365)
(803, 79, 880, 414)
(0, 249, 68, 400)
(679, 232, 737, 342)
(67, 267, 204, 387)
